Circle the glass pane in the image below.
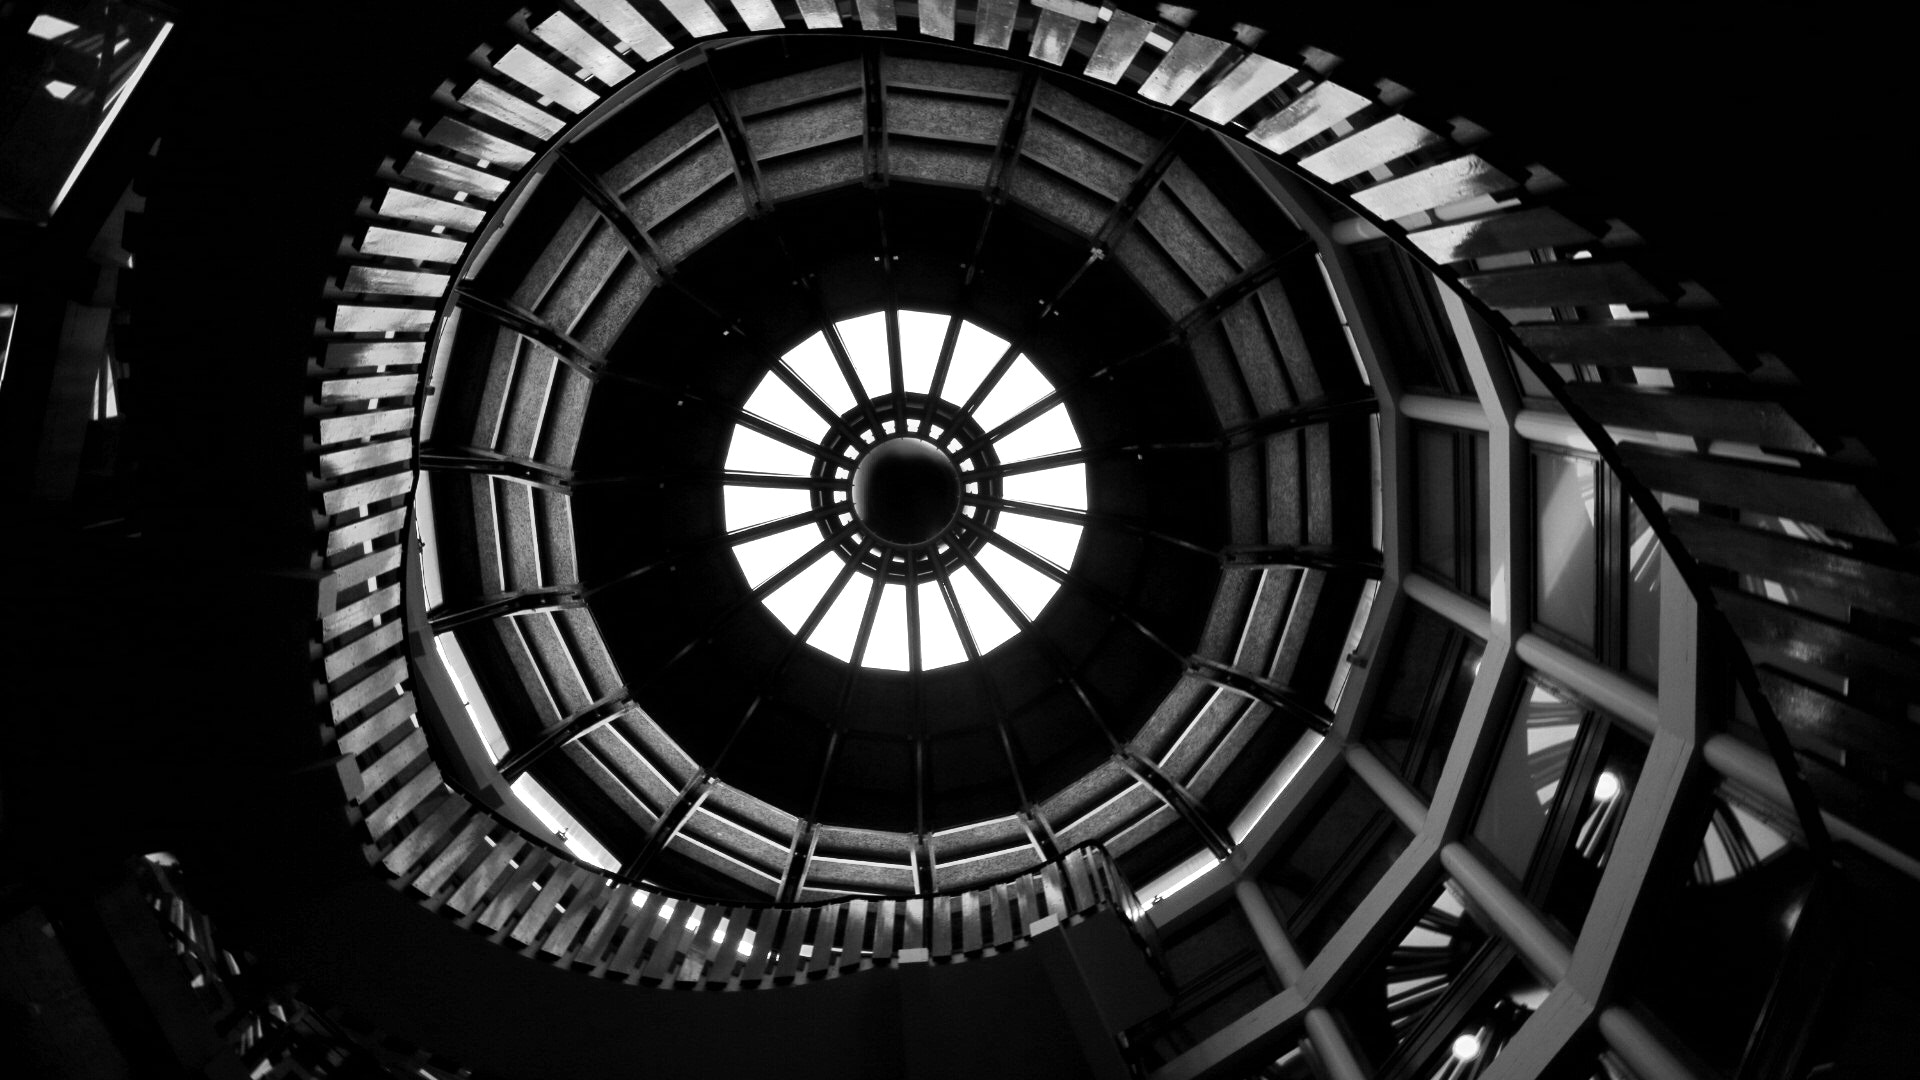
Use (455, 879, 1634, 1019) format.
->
(781, 330, 858, 416)
(722, 485, 811, 532)
(1471, 433, 1492, 600)
(1624, 501, 1661, 683)
(948, 563, 1018, 654)
(1363, 605, 1484, 802)
(937, 319, 1008, 409)
(989, 402, 1077, 463)
(807, 571, 873, 661)
(972, 354, 1052, 431)
(994, 513, 1081, 571)
(835, 311, 892, 402)
(917, 583, 969, 669)
(743, 369, 829, 444)
(1414, 426, 1458, 584)
(1471, 678, 1584, 881)
(1541, 726, 1648, 933)
(974, 543, 1058, 620)
(724, 425, 816, 476)
(1001, 463, 1088, 510)
(898, 310, 949, 394)
(865, 583, 911, 670)
(730, 526, 818, 590)
(1534, 451, 1599, 648)
(762, 549, 845, 634)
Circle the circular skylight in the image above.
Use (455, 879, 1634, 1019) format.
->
(722, 311, 1087, 670)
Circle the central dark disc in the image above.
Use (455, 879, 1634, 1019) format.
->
(851, 437, 962, 545)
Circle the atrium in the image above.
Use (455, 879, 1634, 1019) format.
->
(0, 3, 1911, 1080)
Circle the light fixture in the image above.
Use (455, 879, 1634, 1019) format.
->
(45, 79, 78, 100)
(1593, 770, 1622, 802)
(28, 14, 82, 40)
(1451, 1032, 1484, 1062)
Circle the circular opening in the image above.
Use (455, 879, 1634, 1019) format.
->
(851, 437, 961, 545)
(721, 311, 1087, 670)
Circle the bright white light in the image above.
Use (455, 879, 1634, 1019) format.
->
(990, 402, 1078, 463)
(837, 311, 892, 401)
(937, 320, 1009, 407)
(1451, 1033, 1483, 1062)
(781, 331, 858, 416)
(45, 79, 77, 100)
(723, 425, 816, 476)
(995, 513, 1081, 572)
(808, 573, 873, 661)
(917, 588, 969, 668)
(1002, 462, 1088, 511)
(762, 550, 846, 634)
(723, 485, 811, 531)
(948, 565, 1019, 654)
(864, 584, 912, 670)
(974, 543, 1059, 620)
(972, 354, 1050, 431)
(731, 526, 817, 589)
(29, 14, 81, 39)
(743, 371, 828, 444)
(897, 310, 949, 393)
(1593, 771, 1622, 802)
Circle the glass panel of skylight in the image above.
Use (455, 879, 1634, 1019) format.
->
(762, 543, 846, 633)
(996, 513, 1082, 571)
(724, 425, 816, 476)
(865, 584, 912, 670)
(781, 331, 858, 416)
(731, 526, 819, 589)
(723, 484, 812, 532)
(1001, 463, 1088, 511)
(948, 564, 1019, 654)
(988, 401, 1077, 462)
(743, 370, 829, 444)
(972, 354, 1052, 431)
(974, 543, 1059, 620)
(939, 320, 1009, 408)
(836, 311, 893, 401)
(807, 571, 873, 661)
(898, 310, 949, 394)
(918, 586, 969, 668)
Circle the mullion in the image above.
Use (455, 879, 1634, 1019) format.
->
(917, 314, 963, 436)
(768, 357, 867, 448)
(928, 550, 985, 661)
(962, 495, 1214, 559)
(850, 564, 888, 667)
(886, 307, 908, 431)
(587, 503, 846, 597)
(823, 319, 886, 435)
(961, 517, 1184, 661)
(940, 524, 1034, 632)
(974, 441, 1216, 479)
(954, 386, 1062, 458)
(933, 342, 1021, 442)
(905, 566, 923, 673)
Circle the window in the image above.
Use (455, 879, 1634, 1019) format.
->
(1468, 676, 1647, 935)
(1414, 424, 1491, 600)
(1364, 605, 1484, 801)
(1531, 449, 1661, 682)
(1348, 241, 1472, 395)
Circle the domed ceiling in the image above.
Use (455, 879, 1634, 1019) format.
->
(414, 33, 1376, 901)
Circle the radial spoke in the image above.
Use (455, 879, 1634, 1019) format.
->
(940, 524, 1034, 633)
(964, 495, 1215, 559)
(917, 314, 963, 436)
(768, 357, 866, 447)
(973, 441, 1216, 479)
(823, 320, 886, 434)
(886, 308, 909, 430)
(905, 571, 923, 673)
(851, 565, 887, 667)
(587, 505, 847, 598)
(958, 517, 1184, 662)
(600, 367, 851, 469)
(934, 341, 1021, 441)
